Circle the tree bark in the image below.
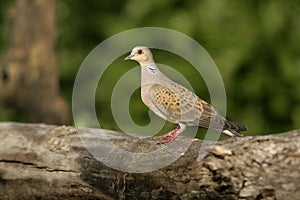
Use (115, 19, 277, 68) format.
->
(0, 0, 69, 124)
(0, 122, 299, 200)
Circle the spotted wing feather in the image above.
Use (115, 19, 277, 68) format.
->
(149, 83, 227, 130)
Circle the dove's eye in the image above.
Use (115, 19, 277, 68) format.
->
(137, 49, 143, 54)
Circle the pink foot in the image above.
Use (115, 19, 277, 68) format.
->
(156, 129, 180, 144)
(155, 124, 186, 144)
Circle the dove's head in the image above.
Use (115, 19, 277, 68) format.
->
(125, 46, 154, 65)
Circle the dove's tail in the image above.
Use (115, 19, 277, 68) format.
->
(222, 120, 247, 137)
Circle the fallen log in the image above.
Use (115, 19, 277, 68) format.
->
(0, 122, 299, 199)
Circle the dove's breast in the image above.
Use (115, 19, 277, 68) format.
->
(141, 83, 168, 121)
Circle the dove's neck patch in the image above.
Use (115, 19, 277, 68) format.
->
(148, 66, 159, 74)
(145, 63, 159, 74)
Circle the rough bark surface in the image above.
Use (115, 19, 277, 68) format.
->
(0, 122, 299, 200)
(0, 0, 69, 124)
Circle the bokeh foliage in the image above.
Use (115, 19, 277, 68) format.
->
(1, 0, 300, 136)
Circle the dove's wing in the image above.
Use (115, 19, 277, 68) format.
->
(149, 83, 226, 130)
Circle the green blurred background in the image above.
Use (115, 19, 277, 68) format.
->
(1, 0, 300, 136)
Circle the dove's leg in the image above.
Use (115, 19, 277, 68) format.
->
(156, 123, 186, 144)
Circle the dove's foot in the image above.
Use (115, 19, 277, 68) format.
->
(155, 123, 186, 144)
(156, 128, 180, 144)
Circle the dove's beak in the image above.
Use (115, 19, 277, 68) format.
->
(124, 54, 134, 61)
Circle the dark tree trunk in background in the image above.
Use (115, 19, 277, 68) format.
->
(0, 122, 299, 200)
(0, 0, 69, 124)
